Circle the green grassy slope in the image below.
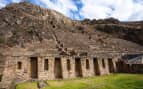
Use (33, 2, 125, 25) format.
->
(16, 74, 143, 89)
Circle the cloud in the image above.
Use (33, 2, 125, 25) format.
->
(1, 0, 143, 21)
(80, 0, 143, 21)
(0, 0, 8, 8)
(32, 0, 79, 19)
(31, 0, 143, 21)
(11, 0, 22, 3)
(80, 0, 113, 19)
(0, 0, 22, 8)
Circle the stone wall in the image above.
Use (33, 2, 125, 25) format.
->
(98, 58, 110, 75)
(112, 58, 118, 72)
(61, 57, 76, 79)
(0, 56, 16, 89)
(130, 64, 143, 73)
(15, 56, 31, 81)
(38, 57, 55, 80)
(116, 61, 143, 74)
(0, 55, 119, 88)
(81, 58, 94, 77)
(38, 56, 97, 80)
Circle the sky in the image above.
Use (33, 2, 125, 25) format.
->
(0, 0, 143, 21)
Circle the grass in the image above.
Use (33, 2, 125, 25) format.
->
(16, 74, 143, 89)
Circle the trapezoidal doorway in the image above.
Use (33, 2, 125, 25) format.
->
(75, 58, 83, 77)
(30, 57, 38, 79)
(93, 58, 100, 75)
(54, 58, 63, 79)
(108, 58, 114, 73)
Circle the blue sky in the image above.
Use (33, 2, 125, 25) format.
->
(0, 0, 143, 21)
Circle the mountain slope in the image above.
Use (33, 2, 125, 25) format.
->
(82, 18, 143, 45)
(0, 2, 143, 57)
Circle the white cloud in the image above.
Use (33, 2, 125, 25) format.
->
(11, 0, 22, 3)
(1, 0, 143, 21)
(80, 0, 143, 21)
(0, 0, 8, 8)
(36, 0, 78, 18)
(80, 0, 113, 19)
(0, 0, 22, 8)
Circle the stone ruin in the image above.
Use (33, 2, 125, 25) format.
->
(0, 2, 143, 89)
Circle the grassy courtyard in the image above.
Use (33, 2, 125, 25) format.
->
(16, 74, 143, 89)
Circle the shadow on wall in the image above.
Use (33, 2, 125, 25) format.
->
(116, 60, 143, 74)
